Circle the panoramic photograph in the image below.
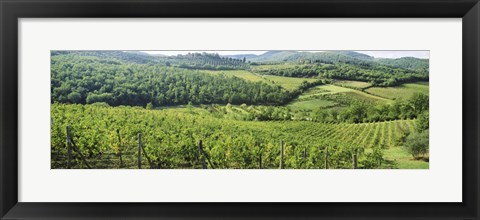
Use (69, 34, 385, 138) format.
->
(50, 50, 429, 169)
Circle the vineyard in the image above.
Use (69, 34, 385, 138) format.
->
(50, 50, 429, 169)
(51, 103, 420, 169)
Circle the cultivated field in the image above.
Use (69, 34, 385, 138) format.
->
(365, 82, 429, 100)
(334, 80, 372, 89)
(51, 103, 425, 169)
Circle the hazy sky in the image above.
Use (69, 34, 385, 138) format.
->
(142, 51, 267, 56)
(141, 50, 429, 59)
(358, 51, 429, 59)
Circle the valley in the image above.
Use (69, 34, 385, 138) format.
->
(50, 50, 429, 169)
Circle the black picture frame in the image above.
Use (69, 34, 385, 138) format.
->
(1, 0, 479, 219)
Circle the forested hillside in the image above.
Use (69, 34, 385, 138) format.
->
(51, 53, 300, 106)
(51, 51, 429, 107)
(247, 51, 428, 86)
(251, 63, 426, 86)
(375, 57, 429, 72)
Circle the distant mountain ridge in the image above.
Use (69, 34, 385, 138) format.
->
(334, 51, 374, 60)
(244, 50, 428, 72)
(221, 54, 259, 59)
(51, 50, 429, 72)
(375, 57, 429, 71)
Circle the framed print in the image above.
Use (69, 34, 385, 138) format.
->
(1, 0, 479, 219)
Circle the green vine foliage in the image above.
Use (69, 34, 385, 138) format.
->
(51, 103, 416, 169)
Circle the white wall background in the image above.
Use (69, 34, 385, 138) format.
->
(18, 18, 462, 202)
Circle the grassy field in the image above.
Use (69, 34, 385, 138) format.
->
(263, 75, 318, 91)
(202, 70, 267, 83)
(383, 147, 429, 169)
(250, 63, 304, 72)
(365, 82, 429, 100)
(204, 70, 319, 91)
(288, 99, 337, 111)
(334, 80, 371, 89)
(303, 85, 389, 101)
(288, 84, 391, 111)
(311, 84, 353, 94)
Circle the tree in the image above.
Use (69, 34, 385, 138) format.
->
(344, 102, 368, 123)
(146, 102, 153, 110)
(404, 130, 429, 159)
(416, 111, 429, 132)
(67, 91, 82, 103)
(187, 101, 193, 112)
(86, 93, 114, 105)
(409, 93, 429, 115)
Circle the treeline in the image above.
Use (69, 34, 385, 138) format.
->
(311, 93, 429, 123)
(51, 54, 294, 107)
(164, 52, 248, 70)
(52, 51, 249, 71)
(201, 93, 428, 124)
(51, 51, 160, 64)
(375, 57, 429, 72)
(254, 65, 320, 78)
(249, 51, 428, 74)
(254, 63, 428, 87)
(249, 51, 375, 67)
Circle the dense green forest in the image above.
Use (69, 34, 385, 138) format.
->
(247, 51, 428, 72)
(52, 51, 249, 70)
(252, 63, 427, 86)
(51, 53, 304, 106)
(51, 50, 429, 169)
(375, 57, 429, 72)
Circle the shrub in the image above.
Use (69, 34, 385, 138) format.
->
(404, 130, 429, 159)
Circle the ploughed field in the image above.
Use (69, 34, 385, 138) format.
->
(51, 103, 426, 169)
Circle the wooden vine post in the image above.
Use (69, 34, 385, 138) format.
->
(116, 129, 124, 168)
(280, 140, 284, 169)
(302, 147, 307, 168)
(136, 133, 155, 169)
(141, 140, 154, 168)
(257, 142, 262, 169)
(66, 126, 72, 169)
(324, 146, 329, 169)
(66, 126, 91, 169)
(138, 133, 142, 169)
(352, 148, 358, 169)
(198, 140, 207, 169)
(259, 154, 262, 169)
